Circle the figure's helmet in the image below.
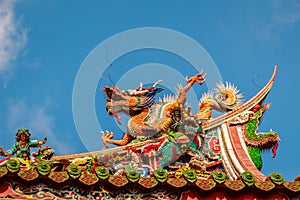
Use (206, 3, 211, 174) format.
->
(16, 128, 31, 137)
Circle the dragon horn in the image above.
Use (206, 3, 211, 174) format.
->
(139, 82, 143, 91)
(152, 80, 163, 88)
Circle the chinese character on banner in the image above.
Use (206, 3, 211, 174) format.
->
(209, 136, 220, 154)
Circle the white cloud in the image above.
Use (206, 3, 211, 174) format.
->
(258, 0, 300, 43)
(0, 0, 27, 76)
(271, 0, 300, 25)
(6, 99, 73, 154)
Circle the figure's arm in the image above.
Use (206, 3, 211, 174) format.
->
(39, 137, 47, 146)
(30, 137, 47, 147)
(5, 144, 17, 157)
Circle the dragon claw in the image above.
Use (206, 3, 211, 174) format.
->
(186, 72, 206, 85)
(101, 130, 115, 149)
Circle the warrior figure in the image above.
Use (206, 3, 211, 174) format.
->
(0, 128, 47, 160)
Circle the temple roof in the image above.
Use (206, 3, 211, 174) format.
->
(0, 67, 289, 199)
(0, 167, 300, 199)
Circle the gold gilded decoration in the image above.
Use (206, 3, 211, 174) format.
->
(108, 175, 128, 187)
(138, 177, 158, 188)
(17, 169, 39, 181)
(224, 180, 245, 191)
(79, 172, 99, 185)
(0, 166, 8, 178)
(283, 181, 300, 192)
(49, 171, 69, 183)
(167, 177, 187, 188)
(196, 179, 216, 190)
(255, 181, 275, 191)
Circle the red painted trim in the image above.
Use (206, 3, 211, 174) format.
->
(228, 123, 266, 181)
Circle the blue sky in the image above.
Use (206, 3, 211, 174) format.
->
(0, 0, 300, 180)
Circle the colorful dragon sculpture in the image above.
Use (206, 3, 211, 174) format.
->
(102, 74, 242, 144)
(102, 73, 206, 169)
(100, 71, 279, 173)
(0, 68, 281, 189)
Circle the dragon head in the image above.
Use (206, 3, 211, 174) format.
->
(103, 80, 163, 124)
